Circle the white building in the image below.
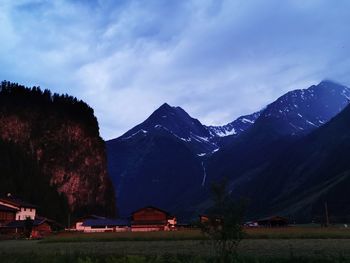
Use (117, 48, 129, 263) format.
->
(0, 194, 37, 220)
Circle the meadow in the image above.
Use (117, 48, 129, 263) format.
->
(1, 227, 350, 262)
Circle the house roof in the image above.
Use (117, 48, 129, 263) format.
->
(131, 206, 170, 216)
(82, 218, 130, 227)
(0, 204, 18, 212)
(0, 197, 37, 209)
(5, 219, 47, 228)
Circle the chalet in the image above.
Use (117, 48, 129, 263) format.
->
(0, 194, 36, 220)
(131, 206, 177, 232)
(255, 216, 288, 227)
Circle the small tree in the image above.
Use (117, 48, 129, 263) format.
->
(200, 178, 245, 261)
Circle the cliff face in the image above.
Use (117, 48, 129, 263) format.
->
(0, 81, 116, 217)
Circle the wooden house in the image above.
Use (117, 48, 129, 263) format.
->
(131, 206, 177, 232)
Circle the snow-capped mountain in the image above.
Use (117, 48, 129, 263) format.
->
(254, 80, 350, 136)
(206, 111, 261, 137)
(119, 103, 260, 156)
(119, 103, 218, 155)
(107, 80, 350, 219)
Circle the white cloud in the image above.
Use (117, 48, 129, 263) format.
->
(0, 0, 350, 139)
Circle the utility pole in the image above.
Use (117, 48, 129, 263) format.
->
(324, 202, 329, 227)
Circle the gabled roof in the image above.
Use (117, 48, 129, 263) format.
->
(0, 196, 37, 209)
(5, 219, 46, 228)
(131, 206, 170, 216)
(0, 204, 18, 212)
(82, 218, 130, 227)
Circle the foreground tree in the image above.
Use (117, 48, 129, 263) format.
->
(200, 179, 246, 261)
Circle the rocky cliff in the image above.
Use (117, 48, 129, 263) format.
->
(0, 81, 116, 219)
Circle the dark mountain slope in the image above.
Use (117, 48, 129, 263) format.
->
(245, 102, 350, 222)
(107, 131, 203, 217)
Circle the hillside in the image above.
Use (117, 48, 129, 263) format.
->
(0, 81, 116, 222)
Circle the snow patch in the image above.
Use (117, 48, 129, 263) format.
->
(122, 129, 148, 140)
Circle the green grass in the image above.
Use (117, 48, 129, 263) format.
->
(40, 230, 207, 243)
(245, 226, 350, 239)
(2, 227, 350, 262)
(1, 253, 350, 263)
(39, 227, 350, 244)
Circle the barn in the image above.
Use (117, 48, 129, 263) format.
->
(72, 215, 130, 232)
(81, 218, 130, 232)
(131, 206, 177, 232)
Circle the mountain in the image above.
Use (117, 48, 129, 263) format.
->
(119, 103, 218, 154)
(0, 81, 116, 222)
(235, 101, 350, 222)
(107, 80, 350, 220)
(107, 102, 262, 216)
(196, 80, 350, 221)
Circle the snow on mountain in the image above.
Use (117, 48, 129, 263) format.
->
(119, 103, 259, 155)
(256, 80, 350, 136)
(206, 111, 261, 137)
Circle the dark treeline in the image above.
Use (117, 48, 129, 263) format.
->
(0, 81, 99, 137)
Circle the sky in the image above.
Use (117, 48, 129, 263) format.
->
(0, 0, 350, 140)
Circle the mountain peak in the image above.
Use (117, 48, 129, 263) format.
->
(158, 102, 173, 110)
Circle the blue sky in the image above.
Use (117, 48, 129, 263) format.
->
(0, 0, 349, 139)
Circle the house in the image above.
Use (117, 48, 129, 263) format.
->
(255, 216, 288, 227)
(0, 204, 17, 226)
(0, 194, 37, 220)
(1, 217, 62, 238)
(72, 215, 129, 232)
(131, 206, 177, 232)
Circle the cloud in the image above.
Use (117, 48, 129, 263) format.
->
(0, 0, 350, 139)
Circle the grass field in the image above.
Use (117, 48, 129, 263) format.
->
(1, 227, 350, 262)
(38, 226, 350, 243)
